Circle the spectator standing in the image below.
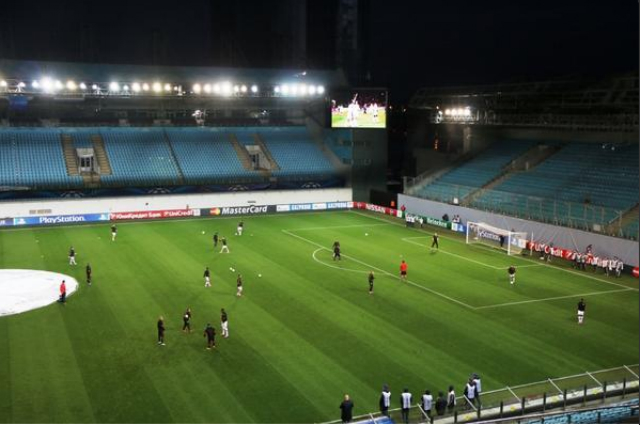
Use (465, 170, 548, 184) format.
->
(435, 392, 447, 416)
(339, 394, 354, 423)
(379, 384, 391, 416)
(472, 374, 482, 407)
(400, 388, 412, 424)
(421, 390, 433, 418)
(464, 379, 477, 408)
(447, 385, 456, 413)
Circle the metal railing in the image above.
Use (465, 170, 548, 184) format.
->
(325, 365, 639, 424)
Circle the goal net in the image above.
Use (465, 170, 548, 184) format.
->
(466, 222, 528, 256)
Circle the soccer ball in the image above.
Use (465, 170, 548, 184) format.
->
(365, 233, 369, 236)
(258, 274, 262, 278)
(202, 231, 205, 235)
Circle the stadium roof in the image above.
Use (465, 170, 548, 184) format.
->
(0, 59, 348, 87)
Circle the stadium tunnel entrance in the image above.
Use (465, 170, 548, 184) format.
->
(0, 269, 78, 316)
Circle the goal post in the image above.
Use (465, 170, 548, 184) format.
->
(466, 221, 528, 256)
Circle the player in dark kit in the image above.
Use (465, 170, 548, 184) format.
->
(182, 308, 192, 332)
(213, 232, 219, 248)
(236, 274, 243, 297)
(508, 266, 517, 285)
(333, 244, 342, 261)
(577, 298, 586, 324)
(111, 224, 117, 242)
(368, 271, 375, 294)
(204, 267, 211, 288)
(204, 323, 216, 349)
(431, 233, 439, 250)
(86, 263, 92, 286)
(157, 316, 166, 345)
(68, 246, 77, 265)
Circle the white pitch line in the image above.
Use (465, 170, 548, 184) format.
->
(402, 237, 504, 270)
(312, 248, 369, 274)
(474, 288, 634, 310)
(351, 210, 639, 293)
(285, 223, 391, 232)
(282, 229, 476, 310)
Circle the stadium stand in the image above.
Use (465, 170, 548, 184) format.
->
(0, 126, 338, 191)
(165, 128, 256, 184)
(0, 129, 82, 189)
(471, 142, 639, 229)
(414, 140, 536, 202)
(524, 399, 639, 424)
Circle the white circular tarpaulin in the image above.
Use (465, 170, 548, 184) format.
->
(0, 269, 79, 316)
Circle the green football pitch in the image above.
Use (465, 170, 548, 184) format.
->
(0, 210, 637, 423)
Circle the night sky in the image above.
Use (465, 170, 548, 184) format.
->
(0, 0, 637, 102)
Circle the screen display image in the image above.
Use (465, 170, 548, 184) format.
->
(331, 90, 387, 128)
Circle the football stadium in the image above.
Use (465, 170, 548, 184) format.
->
(0, 1, 638, 424)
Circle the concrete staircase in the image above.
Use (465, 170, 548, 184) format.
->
(253, 133, 280, 171)
(61, 134, 79, 175)
(90, 135, 112, 175)
(162, 131, 185, 184)
(229, 134, 254, 171)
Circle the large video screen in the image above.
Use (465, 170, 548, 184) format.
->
(331, 89, 387, 129)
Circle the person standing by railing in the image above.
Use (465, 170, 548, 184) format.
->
(447, 385, 456, 413)
(435, 392, 447, 417)
(379, 384, 391, 416)
(422, 390, 433, 418)
(400, 388, 412, 424)
(339, 394, 354, 423)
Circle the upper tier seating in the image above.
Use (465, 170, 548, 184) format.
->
(415, 140, 536, 202)
(471, 143, 639, 227)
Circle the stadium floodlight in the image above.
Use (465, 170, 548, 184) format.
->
(192, 83, 202, 94)
(142, 83, 150, 91)
(233, 85, 240, 93)
(109, 82, 120, 92)
(464, 108, 471, 117)
(250, 84, 258, 93)
(66, 80, 76, 90)
(79, 82, 87, 90)
(164, 83, 171, 92)
(291, 84, 299, 95)
(274, 85, 281, 94)
(299, 84, 307, 95)
(213, 83, 221, 94)
(240, 85, 247, 93)
(281, 84, 290, 95)
(221, 81, 232, 96)
(308, 85, 316, 95)
(92, 84, 99, 91)
(0, 80, 6, 87)
(444, 109, 450, 115)
(32, 80, 40, 89)
(123, 85, 130, 92)
(152, 82, 161, 93)
(132, 82, 141, 92)
(203, 83, 212, 93)
(317, 85, 325, 94)
(17, 82, 26, 88)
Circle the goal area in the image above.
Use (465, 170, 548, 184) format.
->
(466, 222, 528, 256)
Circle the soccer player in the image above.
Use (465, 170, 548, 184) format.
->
(333, 243, 342, 261)
(577, 298, 586, 324)
(213, 232, 219, 248)
(182, 308, 192, 332)
(68, 246, 77, 265)
(203, 323, 216, 349)
(379, 384, 391, 417)
(422, 390, 433, 419)
(111, 224, 117, 242)
(447, 385, 456, 413)
(368, 271, 375, 294)
(221, 308, 229, 338)
(615, 258, 624, 277)
(400, 388, 412, 424)
(236, 274, 243, 297)
(58, 280, 66, 304)
(508, 265, 517, 285)
(157, 316, 166, 345)
(431, 232, 439, 250)
(86, 263, 92, 286)
(220, 237, 230, 253)
(399, 260, 408, 281)
(204, 267, 211, 288)
(236, 221, 244, 236)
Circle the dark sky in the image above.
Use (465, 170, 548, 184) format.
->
(0, 0, 637, 102)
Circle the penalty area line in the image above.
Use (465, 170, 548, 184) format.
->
(282, 229, 476, 310)
(474, 288, 635, 310)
